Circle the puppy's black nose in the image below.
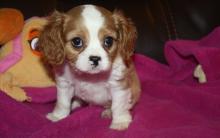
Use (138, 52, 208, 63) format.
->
(89, 56, 101, 66)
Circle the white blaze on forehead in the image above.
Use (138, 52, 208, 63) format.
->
(82, 5, 104, 34)
(82, 5, 104, 52)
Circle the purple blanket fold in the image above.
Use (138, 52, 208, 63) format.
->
(1, 27, 220, 138)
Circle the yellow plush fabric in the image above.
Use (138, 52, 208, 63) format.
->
(0, 17, 55, 102)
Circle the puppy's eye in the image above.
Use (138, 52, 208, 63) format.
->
(71, 37, 83, 48)
(104, 36, 113, 48)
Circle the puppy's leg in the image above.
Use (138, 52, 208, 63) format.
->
(110, 87, 132, 130)
(71, 98, 83, 111)
(101, 103, 112, 119)
(47, 79, 74, 122)
(101, 108, 112, 119)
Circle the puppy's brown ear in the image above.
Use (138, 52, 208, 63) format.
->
(38, 11, 66, 65)
(113, 10, 137, 67)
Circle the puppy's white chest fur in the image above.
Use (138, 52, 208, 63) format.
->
(56, 56, 125, 105)
(75, 81, 111, 105)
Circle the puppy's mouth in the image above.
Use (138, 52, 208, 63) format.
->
(85, 67, 104, 74)
(70, 62, 111, 75)
(78, 67, 109, 74)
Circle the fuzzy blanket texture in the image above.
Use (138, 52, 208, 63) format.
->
(1, 27, 220, 138)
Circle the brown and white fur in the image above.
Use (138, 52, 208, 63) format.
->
(38, 5, 141, 130)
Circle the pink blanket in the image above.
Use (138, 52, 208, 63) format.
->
(1, 27, 220, 138)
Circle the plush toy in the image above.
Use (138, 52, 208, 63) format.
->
(0, 16, 55, 102)
(0, 8, 24, 45)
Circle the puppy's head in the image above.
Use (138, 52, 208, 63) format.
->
(38, 5, 137, 74)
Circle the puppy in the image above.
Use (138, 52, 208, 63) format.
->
(38, 4, 141, 130)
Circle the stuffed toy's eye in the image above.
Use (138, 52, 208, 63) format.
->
(71, 37, 83, 48)
(30, 37, 39, 50)
(28, 29, 42, 57)
(104, 36, 114, 48)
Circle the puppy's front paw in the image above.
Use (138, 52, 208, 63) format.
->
(110, 121, 131, 130)
(110, 113, 132, 130)
(46, 113, 61, 122)
(46, 112, 67, 122)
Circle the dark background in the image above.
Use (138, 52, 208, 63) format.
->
(1, 0, 220, 63)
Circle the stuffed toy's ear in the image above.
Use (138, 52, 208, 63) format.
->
(0, 8, 24, 45)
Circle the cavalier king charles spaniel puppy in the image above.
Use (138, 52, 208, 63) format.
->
(38, 4, 141, 130)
